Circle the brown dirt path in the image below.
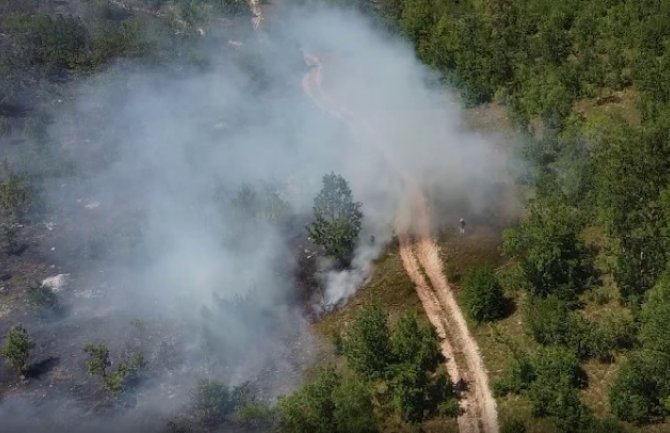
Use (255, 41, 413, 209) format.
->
(302, 52, 499, 433)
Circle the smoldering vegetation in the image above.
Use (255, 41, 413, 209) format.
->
(0, 2, 512, 431)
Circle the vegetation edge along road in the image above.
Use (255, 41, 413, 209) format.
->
(302, 52, 499, 433)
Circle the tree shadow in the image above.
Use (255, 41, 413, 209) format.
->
(25, 356, 59, 379)
(500, 295, 517, 320)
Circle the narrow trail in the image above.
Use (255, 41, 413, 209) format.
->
(302, 52, 499, 433)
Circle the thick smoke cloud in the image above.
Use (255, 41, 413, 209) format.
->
(0, 4, 509, 431)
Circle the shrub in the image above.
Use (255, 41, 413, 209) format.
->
(639, 271, 670, 354)
(232, 403, 275, 429)
(0, 174, 32, 220)
(391, 312, 441, 370)
(0, 222, 21, 255)
(524, 296, 576, 346)
(27, 283, 60, 313)
(1, 324, 34, 373)
(83, 343, 144, 393)
(3, 14, 90, 69)
(532, 346, 587, 390)
(501, 418, 526, 433)
(609, 351, 670, 423)
(193, 379, 232, 426)
(388, 313, 458, 422)
(493, 354, 536, 396)
(462, 265, 507, 323)
(343, 303, 393, 379)
(277, 368, 378, 433)
(502, 193, 593, 300)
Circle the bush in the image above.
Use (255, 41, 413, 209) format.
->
(0, 174, 32, 220)
(192, 380, 261, 427)
(639, 271, 670, 354)
(493, 354, 536, 396)
(501, 418, 526, 433)
(277, 368, 378, 433)
(389, 362, 431, 422)
(388, 315, 457, 423)
(502, 193, 593, 300)
(27, 283, 60, 313)
(83, 343, 144, 393)
(343, 303, 393, 379)
(193, 379, 233, 426)
(1, 324, 34, 373)
(232, 403, 275, 429)
(609, 351, 670, 423)
(532, 346, 587, 390)
(524, 296, 578, 346)
(462, 265, 507, 323)
(3, 14, 90, 70)
(0, 222, 21, 255)
(391, 312, 441, 370)
(90, 19, 149, 67)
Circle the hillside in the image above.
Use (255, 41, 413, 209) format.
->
(1, 1, 669, 433)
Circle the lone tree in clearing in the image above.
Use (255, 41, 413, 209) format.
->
(308, 172, 363, 266)
(1, 324, 34, 374)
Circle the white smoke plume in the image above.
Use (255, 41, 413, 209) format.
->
(0, 3, 510, 431)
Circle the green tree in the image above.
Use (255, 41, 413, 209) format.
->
(343, 303, 393, 379)
(493, 353, 536, 396)
(592, 119, 670, 302)
(391, 311, 441, 370)
(462, 265, 507, 323)
(332, 375, 378, 433)
(389, 363, 456, 422)
(503, 193, 593, 300)
(83, 343, 144, 393)
(308, 172, 363, 266)
(609, 351, 670, 423)
(278, 368, 377, 433)
(388, 312, 456, 422)
(0, 173, 32, 220)
(639, 270, 670, 354)
(389, 362, 430, 422)
(83, 343, 111, 377)
(524, 296, 581, 347)
(0, 222, 20, 254)
(1, 324, 34, 373)
(528, 347, 591, 432)
(501, 418, 526, 433)
(3, 14, 90, 69)
(192, 379, 233, 426)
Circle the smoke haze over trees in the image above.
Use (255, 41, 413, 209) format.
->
(0, 0, 506, 431)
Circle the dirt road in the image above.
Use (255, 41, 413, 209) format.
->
(302, 53, 499, 433)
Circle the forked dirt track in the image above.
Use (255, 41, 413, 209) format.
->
(302, 52, 499, 433)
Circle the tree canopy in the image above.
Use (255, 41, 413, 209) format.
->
(308, 172, 363, 266)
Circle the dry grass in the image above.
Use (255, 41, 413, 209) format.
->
(573, 88, 642, 126)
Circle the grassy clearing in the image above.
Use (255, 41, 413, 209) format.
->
(573, 88, 642, 126)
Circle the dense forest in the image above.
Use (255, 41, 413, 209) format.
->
(1, 0, 670, 432)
